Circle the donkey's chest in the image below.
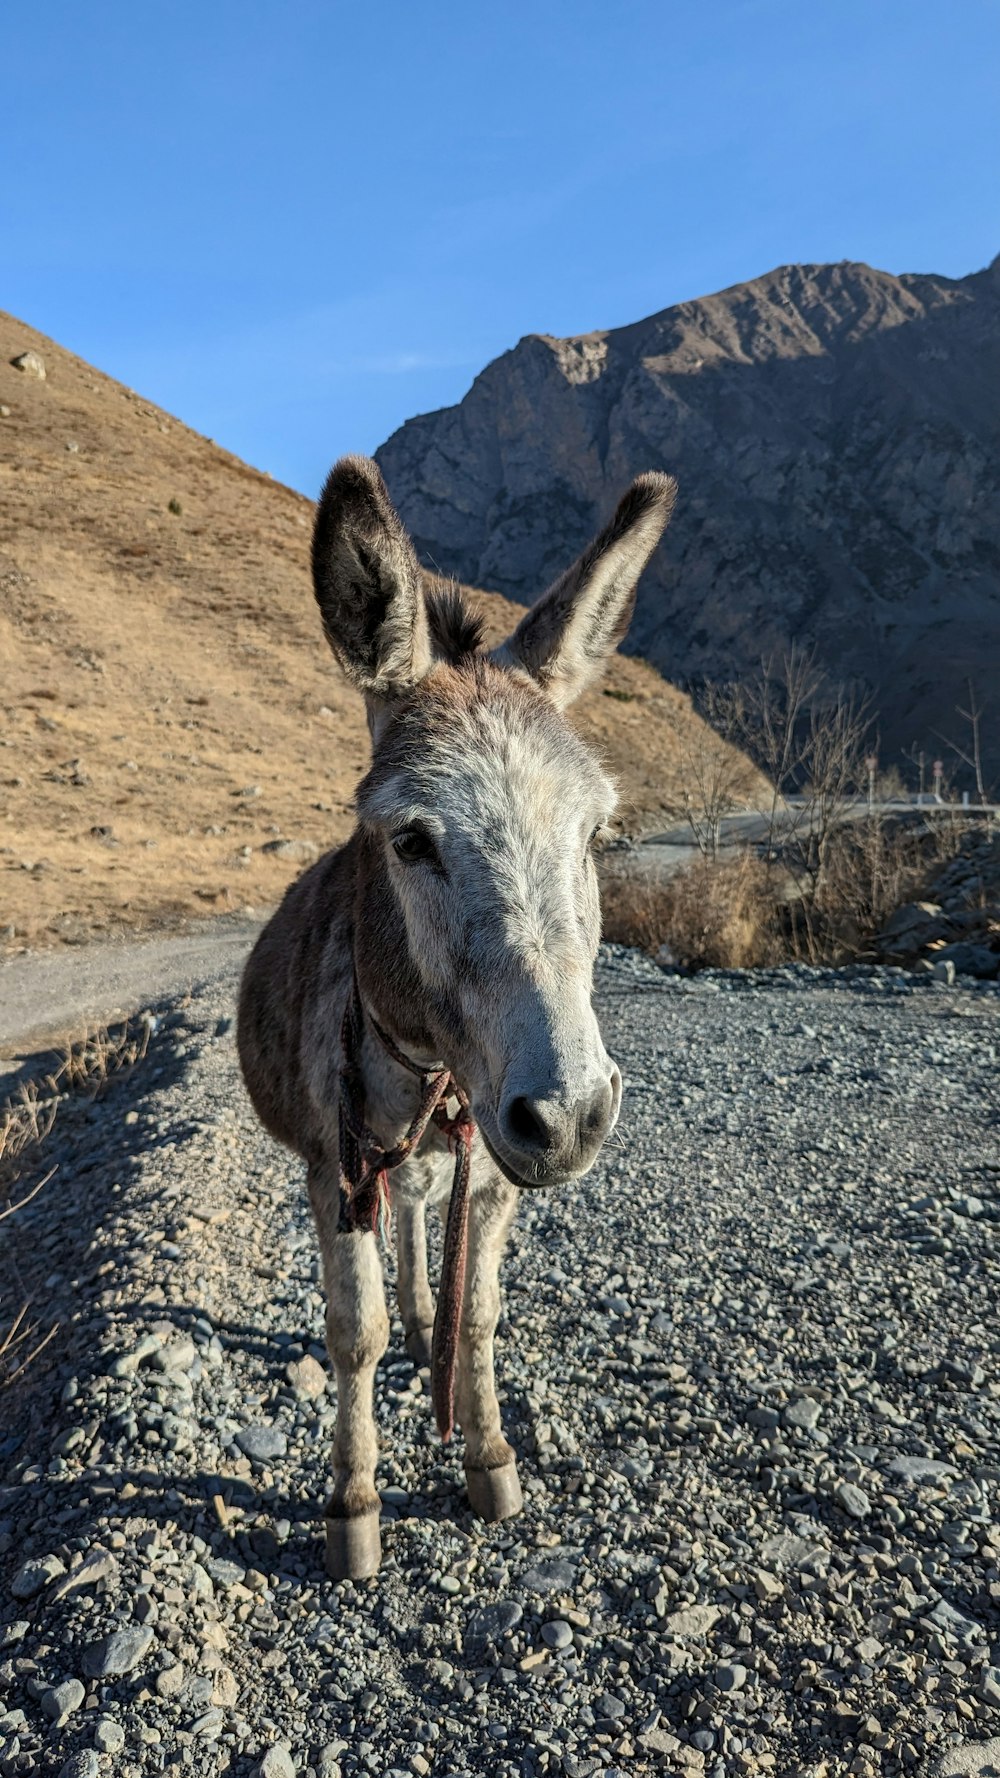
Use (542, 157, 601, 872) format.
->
(384, 1116, 459, 1207)
(387, 1116, 491, 1209)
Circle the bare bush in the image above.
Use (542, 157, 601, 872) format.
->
(934, 676, 994, 803)
(676, 681, 762, 859)
(784, 813, 948, 962)
(1, 1014, 152, 1388)
(602, 642, 986, 970)
(601, 850, 779, 969)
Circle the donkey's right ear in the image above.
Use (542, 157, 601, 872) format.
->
(312, 456, 431, 701)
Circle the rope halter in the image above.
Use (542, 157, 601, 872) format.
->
(337, 974, 475, 1442)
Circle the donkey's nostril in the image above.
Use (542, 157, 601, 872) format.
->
(506, 1095, 552, 1151)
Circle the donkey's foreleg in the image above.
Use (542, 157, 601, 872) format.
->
(395, 1197, 435, 1369)
(456, 1173, 523, 1524)
(308, 1169, 389, 1579)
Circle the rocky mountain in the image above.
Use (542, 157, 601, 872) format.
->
(376, 255, 1000, 781)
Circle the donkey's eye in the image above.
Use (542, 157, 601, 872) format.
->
(392, 828, 437, 864)
(588, 823, 607, 851)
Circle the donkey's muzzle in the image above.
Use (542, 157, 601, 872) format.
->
(498, 1066, 621, 1183)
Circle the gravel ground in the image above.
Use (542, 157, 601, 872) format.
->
(1, 948, 999, 1778)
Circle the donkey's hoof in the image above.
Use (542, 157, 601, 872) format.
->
(405, 1325, 434, 1369)
(465, 1459, 523, 1524)
(324, 1509, 382, 1580)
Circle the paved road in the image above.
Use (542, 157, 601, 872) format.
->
(640, 798, 998, 874)
(0, 917, 261, 1060)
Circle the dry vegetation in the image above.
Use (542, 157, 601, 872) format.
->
(0, 310, 760, 955)
(602, 650, 991, 970)
(601, 849, 780, 969)
(0, 1015, 151, 1387)
(601, 813, 979, 971)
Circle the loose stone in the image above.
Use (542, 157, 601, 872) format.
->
(11, 1554, 66, 1599)
(40, 1678, 85, 1723)
(93, 1716, 126, 1753)
(82, 1623, 154, 1678)
(235, 1424, 288, 1462)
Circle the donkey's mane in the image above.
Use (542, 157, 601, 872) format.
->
(425, 583, 486, 664)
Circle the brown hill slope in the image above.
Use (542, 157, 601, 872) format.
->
(0, 312, 758, 954)
(376, 255, 1000, 780)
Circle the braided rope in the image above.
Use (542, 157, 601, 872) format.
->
(338, 976, 476, 1442)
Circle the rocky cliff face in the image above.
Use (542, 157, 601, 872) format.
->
(376, 256, 1000, 778)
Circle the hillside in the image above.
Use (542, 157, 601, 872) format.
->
(0, 312, 758, 955)
(376, 254, 1000, 779)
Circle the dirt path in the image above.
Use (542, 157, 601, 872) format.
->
(0, 916, 260, 1059)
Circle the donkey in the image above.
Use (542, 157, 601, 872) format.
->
(237, 455, 676, 1579)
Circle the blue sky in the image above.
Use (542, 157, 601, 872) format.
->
(4, 0, 998, 495)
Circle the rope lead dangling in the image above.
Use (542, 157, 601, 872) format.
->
(336, 973, 477, 1442)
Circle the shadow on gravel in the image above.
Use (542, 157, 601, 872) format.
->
(0, 1000, 210, 1448)
(2, 998, 515, 1602)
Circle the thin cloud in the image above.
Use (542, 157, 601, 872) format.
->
(325, 348, 474, 376)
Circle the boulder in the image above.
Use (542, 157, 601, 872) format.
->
(10, 350, 46, 379)
(935, 942, 1000, 980)
(882, 901, 943, 939)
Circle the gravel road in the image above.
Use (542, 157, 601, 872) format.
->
(0, 920, 260, 1062)
(1, 949, 999, 1778)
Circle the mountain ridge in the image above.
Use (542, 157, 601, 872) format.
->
(376, 252, 1000, 777)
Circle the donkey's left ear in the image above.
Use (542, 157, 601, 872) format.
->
(494, 472, 677, 708)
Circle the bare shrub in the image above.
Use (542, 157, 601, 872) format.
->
(877, 763, 909, 802)
(603, 643, 984, 971)
(935, 677, 993, 803)
(1, 1014, 151, 1388)
(677, 682, 763, 859)
(660, 852, 780, 969)
(601, 850, 779, 969)
(601, 806, 975, 973)
(773, 804, 982, 963)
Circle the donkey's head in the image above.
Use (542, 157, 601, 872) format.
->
(314, 456, 676, 1188)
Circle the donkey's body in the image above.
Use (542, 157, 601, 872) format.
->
(238, 456, 675, 1578)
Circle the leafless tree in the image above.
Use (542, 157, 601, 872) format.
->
(934, 678, 992, 804)
(679, 681, 759, 859)
(733, 644, 821, 865)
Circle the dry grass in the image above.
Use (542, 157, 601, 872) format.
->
(785, 809, 978, 963)
(661, 853, 780, 969)
(0, 308, 759, 954)
(0, 1014, 151, 1387)
(601, 850, 779, 970)
(45, 1016, 151, 1096)
(0, 1079, 58, 1177)
(600, 813, 977, 971)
